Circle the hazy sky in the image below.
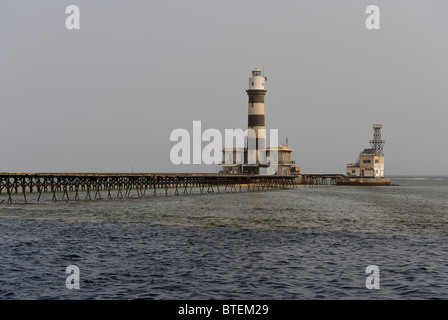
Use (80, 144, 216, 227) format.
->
(1, 0, 447, 175)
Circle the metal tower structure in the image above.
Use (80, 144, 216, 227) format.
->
(369, 124, 385, 156)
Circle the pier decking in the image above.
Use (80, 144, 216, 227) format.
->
(0, 173, 297, 204)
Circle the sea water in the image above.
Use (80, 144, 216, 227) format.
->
(0, 177, 447, 299)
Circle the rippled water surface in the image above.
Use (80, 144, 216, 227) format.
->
(1, 178, 447, 299)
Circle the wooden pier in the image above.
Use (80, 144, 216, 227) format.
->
(0, 173, 296, 204)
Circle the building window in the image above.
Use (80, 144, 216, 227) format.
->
(352, 170, 356, 174)
(375, 159, 379, 163)
(363, 160, 371, 164)
(251, 82, 254, 86)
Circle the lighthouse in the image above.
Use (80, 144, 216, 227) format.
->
(346, 124, 385, 178)
(246, 68, 267, 163)
(219, 68, 296, 175)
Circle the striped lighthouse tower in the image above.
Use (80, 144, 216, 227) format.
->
(246, 68, 267, 166)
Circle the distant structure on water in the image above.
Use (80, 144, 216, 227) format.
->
(219, 68, 299, 175)
(216, 68, 388, 186)
(346, 124, 385, 178)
